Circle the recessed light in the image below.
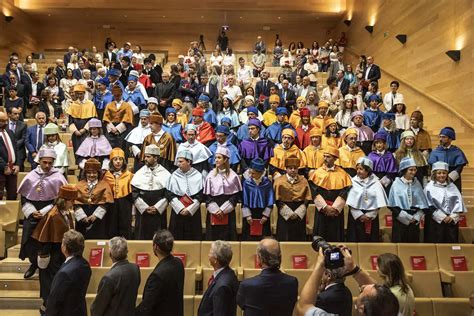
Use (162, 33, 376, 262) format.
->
(239, 16, 243, 19)
(277, 16, 281, 19)
(162, 15, 166, 18)
(123, 14, 127, 18)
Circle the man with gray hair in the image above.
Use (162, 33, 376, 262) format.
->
(198, 240, 238, 316)
(91, 237, 140, 316)
(237, 238, 298, 316)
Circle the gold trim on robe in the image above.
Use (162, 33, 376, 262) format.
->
(289, 110, 301, 128)
(103, 170, 134, 199)
(139, 132, 177, 162)
(309, 165, 352, 190)
(274, 174, 312, 202)
(103, 101, 134, 125)
(31, 206, 75, 243)
(303, 146, 325, 169)
(75, 180, 114, 205)
(66, 100, 97, 119)
(269, 144, 306, 170)
(322, 135, 343, 149)
(337, 146, 365, 169)
(311, 115, 331, 130)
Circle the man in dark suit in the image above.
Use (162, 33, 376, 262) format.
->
(290, 63, 308, 85)
(73, 59, 86, 80)
(25, 111, 47, 169)
(91, 237, 141, 316)
(143, 57, 162, 96)
(0, 111, 20, 200)
(119, 56, 133, 87)
(103, 43, 119, 64)
(198, 240, 239, 316)
(237, 238, 298, 316)
(336, 70, 351, 96)
(63, 46, 75, 66)
(5, 72, 26, 99)
(364, 56, 381, 83)
(280, 79, 296, 111)
(255, 70, 274, 98)
(55, 59, 66, 82)
(7, 107, 26, 171)
(136, 229, 184, 316)
(198, 74, 218, 106)
(46, 229, 92, 316)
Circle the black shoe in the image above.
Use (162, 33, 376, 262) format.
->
(23, 263, 37, 279)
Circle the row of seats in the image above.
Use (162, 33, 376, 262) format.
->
(83, 240, 474, 298)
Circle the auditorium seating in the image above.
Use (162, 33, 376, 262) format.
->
(0, 201, 20, 258)
(436, 244, 474, 297)
(200, 241, 240, 288)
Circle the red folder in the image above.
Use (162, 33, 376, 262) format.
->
(451, 256, 467, 271)
(250, 219, 263, 236)
(173, 253, 187, 266)
(136, 253, 150, 268)
(211, 213, 229, 226)
(410, 256, 427, 270)
(420, 218, 425, 229)
(254, 254, 262, 268)
(385, 215, 393, 227)
(180, 194, 193, 208)
(458, 215, 467, 227)
(89, 248, 104, 267)
(364, 220, 372, 234)
(370, 255, 378, 270)
(292, 255, 308, 269)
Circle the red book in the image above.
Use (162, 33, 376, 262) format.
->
(179, 194, 193, 208)
(410, 256, 427, 270)
(458, 215, 467, 227)
(254, 254, 262, 268)
(173, 253, 187, 266)
(420, 218, 425, 229)
(451, 256, 468, 271)
(89, 248, 104, 267)
(364, 220, 372, 234)
(135, 253, 150, 267)
(370, 255, 378, 270)
(292, 255, 308, 269)
(385, 215, 393, 227)
(250, 219, 263, 236)
(211, 213, 229, 226)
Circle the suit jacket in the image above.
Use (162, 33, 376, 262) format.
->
(46, 255, 92, 316)
(279, 88, 296, 109)
(90, 260, 141, 316)
(55, 66, 66, 81)
(290, 69, 308, 85)
(255, 80, 275, 97)
(8, 120, 26, 163)
(338, 78, 350, 96)
(315, 281, 353, 316)
(198, 83, 219, 105)
(198, 266, 239, 316)
(64, 52, 72, 66)
(25, 124, 45, 164)
(296, 85, 316, 98)
(364, 64, 381, 82)
(0, 128, 19, 172)
(237, 267, 298, 316)
(136, 255, 184, 316)
(103, 51, 118, 64)
(73, 68, 84, 80)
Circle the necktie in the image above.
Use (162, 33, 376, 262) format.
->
(1, 130, 13, 164)
(207, 274, 215, 286)
(37, 126, 43, 151)
(10, 122, 15, 133)
(263, 80, 267, 92)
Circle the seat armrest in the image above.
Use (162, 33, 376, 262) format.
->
(439, 269, 455, 283)
(1, 220, 17, 232)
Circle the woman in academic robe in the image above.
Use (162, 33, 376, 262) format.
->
(394, 131, 429, 186)
(35, 123, 69, 175)
(76, 118, 113, 172)
(166, 149, 204, 240)
(75, 158, 114, 239)
(241, 158, 274, 241)
(321, 118, 343, 149)
(103, 148, 134, 239)
(388, 157, 429, 243)
(424, 161, 466, 243)
(162, 107, 184, 143)
(274, 157, 312, 241)
(368, 132, 398, 194)
(31, 185, 78, 315)
(203, 146, 242, 241)
(346, 157, 388, 242)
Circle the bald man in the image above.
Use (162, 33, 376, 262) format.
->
(0, 111, 20, 200)
(237, 238, 298, 316)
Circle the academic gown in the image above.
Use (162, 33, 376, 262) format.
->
(102, 100, 134, 152)
(354, 125, 374, 155)
(368, 150, 398, 194)
(66, 100, 97, 152)
(176, 141, 212, 176)
(303, 146, 325, 172)
(295, 125, 313, 150)
(363, 109, 383, 133)
(264, 122, 295, 144)
(378, 128, 401, 152)
(125, 124, 152, 171)
(208, 141, 241, 171)
(337, 146, 365, 177)
(241, 175, 274, 241)
(428, 145, 468, 192)
(309, 166, 352, 242)
(166, 168, 204, 240)
(274, 174, 312, 241)
(269, 144, 306, 176)
(236, 123, 266, 142)
(140, 131, 177, 172)
(238, 137, 274, 171)
(162, 122, 184, 143)
(194, 122, 216, 147)
(388, 177, 429, 243)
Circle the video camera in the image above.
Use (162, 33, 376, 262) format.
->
(312, 236, 349, 269)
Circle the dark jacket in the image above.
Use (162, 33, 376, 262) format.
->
(46, 255, 92, 316)
(290, 68, 308, 85)
(198, 266, 239, 316)
(8, 119, 26, 164)
(338, 78, 351, 96)
(136, 255, 184, 316)
(255, 80, 275, 97)
(90, 260, 141, 316)
(279, 88, 296, 110)
(364, 64, 381, 83)
(315, 281, 353, 316)
(237, 267, 298, 316)
(0, 128, 19, 172)
(103, 51, 118, 64)
(197, 83, 219, 105)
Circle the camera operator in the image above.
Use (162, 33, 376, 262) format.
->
(296, 244, 400, 316)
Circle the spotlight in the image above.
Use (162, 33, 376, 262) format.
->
(5, 16, 14, 23)
(365, 25, 374, 34)
(445, 50, 461, 62)
(395, 34, 407, 44)
(343, 19, 351, 26)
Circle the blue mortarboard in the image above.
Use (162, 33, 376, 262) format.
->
(107, 68, 121, 77)
(382, 112, 396, 120)
(215, 125, 230, 135)
(368, 94, 381, 102)
(399, 157, 417, 173)
(248, 118, 262, 129)
(250, 158, 266, 172)
(276, 107, 288, 116)
(198, 94, 210, 102)
(247, 106, 258, 115)
(440, 127, 456, 140)
(128, 76, 138, 82)
(97, 78, 108, 85)
(139, 109, 151, 118)
(220, 117, 232, 125)
(166, 107, 177, 115)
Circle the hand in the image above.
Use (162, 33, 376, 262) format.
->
(32, 152, 37, 158)
(110, 127, 118, 134)
(159, 100, 167, 107)
(340, 245, 356, 273)
(4, 167, 12, 175)
(12, 166, 19, 175)
(215, 210, 224, 218)
(246, 217, 253, 225)
(146, 207, 158, 214)
(88, 215, 97, 223)
(180, 209, 190, 216)
(359, 215, 370, 222)
(260, 216, 268, 224)
(32, 211, 43, 219)
(74, 130, 82, 136)
(290, 213, 298, 220)
(443, 216, 453, 224)
(316, 248, 325, 268)
(81, 217, 89, 223)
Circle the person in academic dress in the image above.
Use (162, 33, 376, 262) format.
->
(203, 146, 242, 241)
(388, 157, 430, 243)
(238, 118, 274, 170)
(311, 101, 331, 131)
(408, 110, 432, 155)
(346, 157, 388, 242)
(139, 113, 177, 171)
(103, 148, 134, 239)
(337, 127, 365, 177)
(102, 85, 134, 151)
(191, 106, 216, 147)
(309, 146, 352, 242)
(177, 124, 212, 177)
(368, 132, 398, 194)
(236, 106, 266, 142)
(295, 107, 314, 150)
(199, 94, 218, 128)
(18, 149, 68, 279)
(303, 128, 325, 174)
(67, 84, 97, 153)
(162, 106, 184, 143)
(424, 161, 467, 243)
(208, 125, 241, 171)
(274, 157, 312, 241)
(34, 123, 68, 175)
(363, 94, 383, 133)
(241, 158, 274, 241)
(288, 97, 307, 129)
(428, 127, 468, 192)
(269, 128, 306, 177)
(75, 158, 114, 239)
(125, 109, 151, 171)
(321, 118, 343, 149)
(264, 107, 294, 144)
(394, 130, 429, 186)
(76, 118, 112, 171)
(351, 111, 374, 155)
(31, 184, 78, 314)
(131, 145, 171, 240)
(378, 112, 401, 152)
(166, 150, 204, 240)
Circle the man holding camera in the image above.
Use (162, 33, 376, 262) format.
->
(296, 243, 400, 316)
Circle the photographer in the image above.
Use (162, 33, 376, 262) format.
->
(296, 243, 400, 316)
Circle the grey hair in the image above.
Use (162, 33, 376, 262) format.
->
(211, 240, 233, 267)
(109, 236, 128, 261)
(62, 229, 85, 256)
(257, 239, 281, 268)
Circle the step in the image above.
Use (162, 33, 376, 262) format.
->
(0, 273, 39, 291)
(0, 298, 42, 310)
(0, 258, 30, 273)
(6, 244, 21, 259)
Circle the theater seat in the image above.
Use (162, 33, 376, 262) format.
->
(306, 204, 316, 235)
(87, 267, 153, 294)
(173, 241, 201, 269)
(414, 298, 433, 316)
(59, 132, 72, 148)
(436, 244, 474, 297)
(0, 201, 20, 258)
(200, 241, 240, 287)
(431, 298, 470, 316)
(378, 207, 392, 242)
(240, 241, 260, 280)
(200, 203, 207, 233)
(397, 243, 442, 297)
(357, 243, 397, 272)
(280, 242, 315, 270)
(235, 203, 243, 234)
(270, 204, 278, 235)
(194, 295, 243, 316)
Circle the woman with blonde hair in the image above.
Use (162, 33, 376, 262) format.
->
(394, 130, 429, 185)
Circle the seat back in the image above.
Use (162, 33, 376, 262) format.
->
(200, 241, 240, 269)
(240, 242, 259, 269)
(184, 268, 196, 295)
(59, 132, 72, 148)
(280, 242, 315, 270)
(0, 201, 20, 224)
(432, 298, 470, 316)
(173, 241, 201, 269)
(436, 244, 474, 271)
(397, 243, 439, 270)
(357, 243, 397, 271)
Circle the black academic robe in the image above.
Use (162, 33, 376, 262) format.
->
(69, 117, 89, 154)
(423, 208, 459, 243)
(389, 207, 423, 243)
(106, 194, 133, 239)
(276, 201, 308, 241)
(346, 207, 380, 242)
(132, 187, 167, 240)
(204, 193, 239, 241)
(166, 190, 203, 241)
(76, 204, 109, 239)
